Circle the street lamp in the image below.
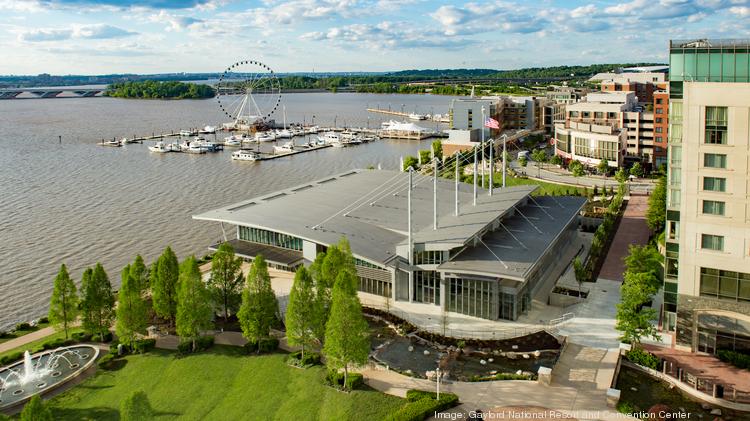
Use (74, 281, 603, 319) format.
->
(436, 367, 441, 400)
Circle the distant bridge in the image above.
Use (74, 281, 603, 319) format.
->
(0, 88, 105, 99)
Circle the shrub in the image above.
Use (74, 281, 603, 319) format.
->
(38, 317, 49, 324)
(72, 332, 93, 342)
(177, 335, 214, 354)
(0, 351, 24, 366)
(469, 372, 534, 381)
(259, 337, 279, 353)
(326, 371, 364, 390)
(626, 347, 660, 370)
(617, 401, 637, 414)
(0, 331, 9, 339)
(132, 338, 156, 354)
(384, 390, 460, 421)
(717, 349, 750, 370)
(15, 322, 32, 331)
(287, 351, 321, 368)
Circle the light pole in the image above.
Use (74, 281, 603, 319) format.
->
(436, 367, 441, 400)
(502, 134, 508, 188)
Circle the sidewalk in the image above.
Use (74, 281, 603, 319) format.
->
(0, 326, 56, 354)
(598, 194, 651, 282)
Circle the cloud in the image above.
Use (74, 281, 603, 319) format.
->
(603, 0, 738, 20)
(729, 5, 750, 16)
(18, 24, 137, 42)
(40, 0, 212, 8)
(148, 10, 204, 31)
(301, 21, 470, 49)
(429, 3, 548, 36)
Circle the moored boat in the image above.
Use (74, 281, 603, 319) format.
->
(231, 149, 260, 161)
(148, 141, 171, 153)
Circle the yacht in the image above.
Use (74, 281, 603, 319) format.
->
(319, 132, 341, 145)
(409, 113, 428, 120)
(305, 126, 320, 135)
(275, 129, 292, 139)
(180, 140, 206, 154)
(199, 125, 217, 134)
(360, 134, 378, 143)
(201, 140, 223, 152)
(291, 127, 305, 137)
(100, 139, 122, 147)
(255, 132, 276, 142)
(223, 135, 242, 147)
(231, 149, 260, 161)
(273, 141, 295, 153)
(179, 129, 195, 137)
(148, 141, 171, 153)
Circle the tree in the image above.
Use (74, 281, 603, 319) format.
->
(176, 256, 214, 351)
(309, 252, 330, 341)
(519, 156, 528, 167)
(49, 264, 79, 340)
(286, 266, 322, 361)
(323, 271, 370, 390)
(238, 255, 279, 345)
(630, 162, 644, 178)
(116, 264, 148, 347)
(597, 159, 609, 176)
(531, 149, 547, 177)
(569, 160, 585, 177)
(616, 271, 660, 345)
(152, 246, 179, 325)
(129, 255, 148, 294)
(431, 140, 443, 161)
(550, 155, 563, 166)
(208, 242, 244, 322)
(624, 245, 663, 288)
(403, 155, 418, 171)
(120, 390, 152, 421)
(615, 167, 628, 183)
(646, 177, 667, 233)
(573, 256, 587, 290)
(81, 263, 115, 341)
(20, 395, 52, 421)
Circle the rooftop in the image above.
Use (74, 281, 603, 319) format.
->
(437, 195, 586, 280)
(670, 39, 750, 49)
(192, 169, 536, 265)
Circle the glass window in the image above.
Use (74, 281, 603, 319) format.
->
(705, 106, 728, 144)
(703, 177, 726, 192)
(700, 267, 750, 302)
(704, 153, 727, 168)
(656, 108, 663, 114)
(701, 234, 724, 251)
(413, 271, 440, 304)
(702, 200, 725, 216)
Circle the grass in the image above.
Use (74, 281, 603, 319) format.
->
(0, 328, 83, 360)
(493, 173, 587, 196)
(0, 321, 50, 345)
(49, 346, 405, 421)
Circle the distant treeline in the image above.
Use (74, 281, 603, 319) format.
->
(105, 81, 215, 99)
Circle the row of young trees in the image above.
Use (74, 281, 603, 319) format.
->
(615, 244, 663, 345)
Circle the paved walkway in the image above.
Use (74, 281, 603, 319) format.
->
(0, 326, 56, 354)
(555, 279, 622, 350)
(598, 194, 651, 282)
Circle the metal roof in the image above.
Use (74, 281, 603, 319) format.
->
(437, 196, 586, 280)
(192, 169, 536, 265)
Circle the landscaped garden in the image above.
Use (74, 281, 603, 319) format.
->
(48, 346, 405, 421)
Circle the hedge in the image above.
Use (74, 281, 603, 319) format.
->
(717, 349, 750, 370)
(625, 347, 660, 370)
(286, 351, 321, 368)
(469, 372, 534, 382)
(0, 351, 24, 366)
(384, 390, 460, 421)
(177, 335, 215, 354)
(243, 337, 279, 354)
(325, 371, 364, 390)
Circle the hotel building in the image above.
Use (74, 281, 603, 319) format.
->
(664, 39, 750, 354)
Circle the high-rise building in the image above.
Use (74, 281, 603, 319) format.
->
(663, 39, 750, 354)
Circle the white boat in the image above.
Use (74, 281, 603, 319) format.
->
(360, 134, 378, 142)
(319, 132, 340, 145)
(275, 129, 292, 139)
(305, 126, 319, 134)
(119, 137, 132, 145)
(273, 141, 295, 153)
(223, 135, 242, 147)
(179, 129, 195, 137)
(148, 141, 171, 153)
(409, 113, 428, 120)
(231, 149, 260, 161)
(291, 127, 305, 137)
(199, 125, 216, 134)
(100, 139, 121, 147)
(255, 132, 276, 142)
(180, 140, 206, 154)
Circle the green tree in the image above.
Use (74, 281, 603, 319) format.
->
(129, 255, 149, 294)
(208, 242, 244, 322)
(597, 159, 609, 176)
(615, 167, 628, 183)
(624, 245, 663, 288)
(20, 395, 52, 421)
(116, 265, 148, 347)
(176, 256, 214, 351)
(238, 255, 279, 345)
(519, 156, 528, 167)
(573, 256, 587, 290)
(48, 264, 79, 339)
(616, 271, 660, 345)
(431, 140, 443, 161)
(323, 271, 370, 390)
(120, 390, 152, 421)
(309, 251, 330, 341)
(530, 148, 546, 177)
(630, 162, 644, 178)
(569, 160, 585, 177)
(403, 155, 418, 171)
(80, 263, 115, 341)
(152, 246, 179, 325)
(286, 266, 323, 360)
(646, 177, 667, 233)
(550, 155, 563, 166)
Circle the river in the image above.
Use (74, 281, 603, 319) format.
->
(0, 92, 458, 330)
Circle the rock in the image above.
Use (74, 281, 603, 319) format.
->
(710, 409, 722, 416)
(408, 346, 414, 352)
(522, 354, 530, 359)
(630, 387, 638, 392)
(490, 370, 498, 375)
(488, 358, 494, 363)
(533, 351, 541, 357)
(405, 369, 412, 375)
(480, 359, 487, 365)
(702, 404, 711, 410)
(516, 370, 523, 375)
(423, 350, 430, 356)
(512, 345, 518, 350)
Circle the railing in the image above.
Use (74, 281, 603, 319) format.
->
(670, 39, 750, 49)
(658, 358, 750, 404)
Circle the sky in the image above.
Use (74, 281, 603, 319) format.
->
(0, 0, 748, 75)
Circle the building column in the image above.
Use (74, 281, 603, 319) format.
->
(492, 280, 500, 321)
(439, 273, 447, 312)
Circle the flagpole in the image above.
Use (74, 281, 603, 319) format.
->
(481, 106, 485, 189)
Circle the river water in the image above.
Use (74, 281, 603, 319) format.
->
(0, 92, 457, 330)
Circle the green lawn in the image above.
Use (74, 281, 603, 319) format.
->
(49, 346, 405, 421)
(493, 173, 587, 196)
(0, 328, 82, 360)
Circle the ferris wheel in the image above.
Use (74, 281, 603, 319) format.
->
(216, 60, 281, 129)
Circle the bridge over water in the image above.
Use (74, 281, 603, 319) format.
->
(0, 88, 105, 99)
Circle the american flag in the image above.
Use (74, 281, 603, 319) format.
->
(484, 116, 500, 129)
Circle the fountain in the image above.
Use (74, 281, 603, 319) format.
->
(0, 345, 99, 412)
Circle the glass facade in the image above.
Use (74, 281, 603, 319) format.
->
(359, 277, 391, 297)
(355, 258, 384, 269)
(413, 251, 445, 265)
(573, 137, 618, 161)
(670, 40, 750, 99)
(238, 226, 302, 250)
(446, 277, 496, 320)
(413, 271, 440, 304)
(556, 131, 571, 153)
(699, 268, 750, 302)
